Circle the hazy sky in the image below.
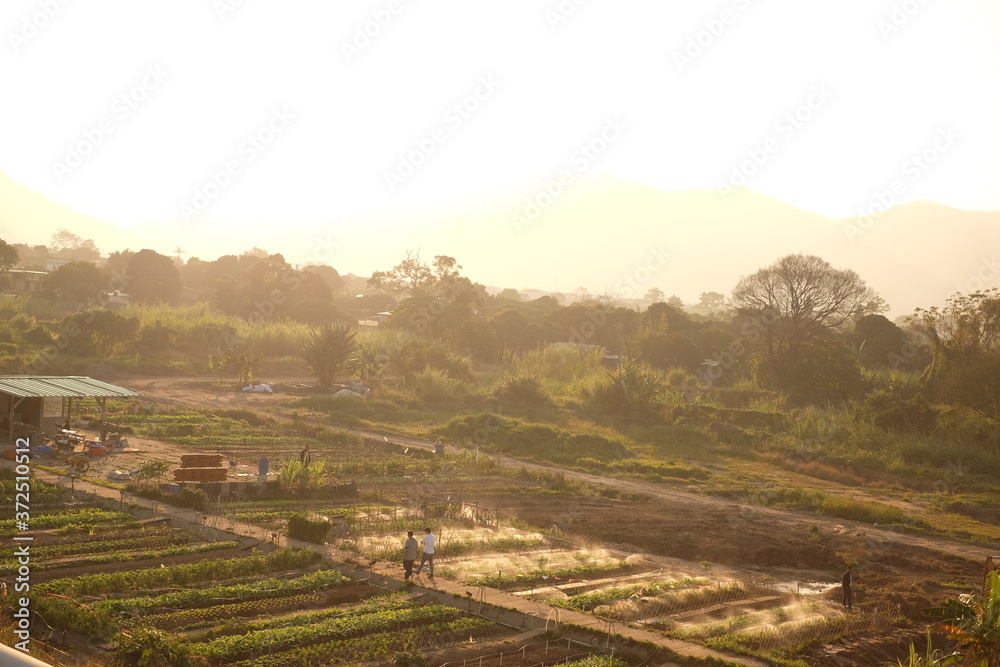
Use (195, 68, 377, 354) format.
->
(2, 0, 999, 302)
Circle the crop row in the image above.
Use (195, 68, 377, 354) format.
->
(189, 600, 462, 659)
(134, 592, 322, 631)
(2, 540, 238, 574)
(0, 508, 136, 537)
(228, 616, 495, 667)
(87, 540, 240, 565)
(229, 504, 391, 524)
(603, 583, 750, 623)
(466, 562, 634, 591)
(360, 534, 548, 563)
(550, 577, 707, 612)
(99, 569, 349, 616)
(3, 530, 189, 562)
(36, 547, 320, 597)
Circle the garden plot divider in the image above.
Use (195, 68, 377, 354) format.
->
(437, 638, 619, 667)
(603, 577, 780, 624)
(752, 602, 900, 650)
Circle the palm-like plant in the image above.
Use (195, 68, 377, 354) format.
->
(276, 458, 332, 494)
(922, 571, 1000, 666)
(352, 339, 389, 386)
(611, 357, 664, 413)
(302, 323, 357, 387)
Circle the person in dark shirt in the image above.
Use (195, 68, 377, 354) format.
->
(402, 531, 418, 580)
(841, 565, 856, 609)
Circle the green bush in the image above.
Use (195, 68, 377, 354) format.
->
(492, 374, 550, 404)
(286, 513, 332, 543)
(22, 324, 53, 346)
(437, 412, 632, 464)
(863, 391, 937, 433)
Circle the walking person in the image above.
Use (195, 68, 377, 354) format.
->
(402, 530, 418, 580)
(841, 565, 856, 609)
(299, 444, 311, 467)
(414, 527, 436, 578)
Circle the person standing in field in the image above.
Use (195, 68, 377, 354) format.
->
(415, 527, 436, 578)
(299, 445, 311, 467)
(841, 565, 855, 609)
(402, 530, 418, 580)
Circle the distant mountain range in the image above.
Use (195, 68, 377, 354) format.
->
(2, 171, 997, 319)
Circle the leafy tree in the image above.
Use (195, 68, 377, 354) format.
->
(209, 341, 263, 387)
(698, 291, 727, 310)
(50, 229, 100, 262)
(62, 310, 139, 356)
(489, 308, 551, 353)
(667, 295, 684, 309)
(124, 249, 182, 303)
(302, 264, 345, 293)
(0, 239, 18, 289)
(731, 254, 878, 390)
(43, 260, 109, 304)
(376, 253, 492, 357)
(644, 287, 665, 303)
(910, 289, 1000, 420)
(302, 323, 357, 387)
(368, 251, 440, 296)
(496, 288, 522, 301)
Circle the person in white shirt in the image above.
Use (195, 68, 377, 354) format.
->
(414, 527, 436, 578)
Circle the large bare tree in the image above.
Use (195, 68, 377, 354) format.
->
(731, 254, 878, 383)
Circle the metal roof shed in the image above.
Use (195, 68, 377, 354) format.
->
(0, 376, 142, 445)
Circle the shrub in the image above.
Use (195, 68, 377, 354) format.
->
(117, 627, 193, 667)
(286, 513, 332, 543)
(437, 412, 632, 464)
(22, 324, 53, 346)
(863, 391, 937, 433)
(492, 374, 549, 404)
(412, 368, 466, 403)
(9, 313, 35, 333)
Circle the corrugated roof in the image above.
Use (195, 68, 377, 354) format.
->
(0, 376, 142, 398)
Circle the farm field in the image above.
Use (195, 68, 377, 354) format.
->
(1, 475, 635, 666)
(1, 377, 996, 666)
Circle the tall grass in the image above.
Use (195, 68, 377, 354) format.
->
(122, 302, 312, 357)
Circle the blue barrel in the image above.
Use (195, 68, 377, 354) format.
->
(258, 457, 270, 476)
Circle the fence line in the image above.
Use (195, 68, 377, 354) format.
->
(436, 637, 616, 667)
